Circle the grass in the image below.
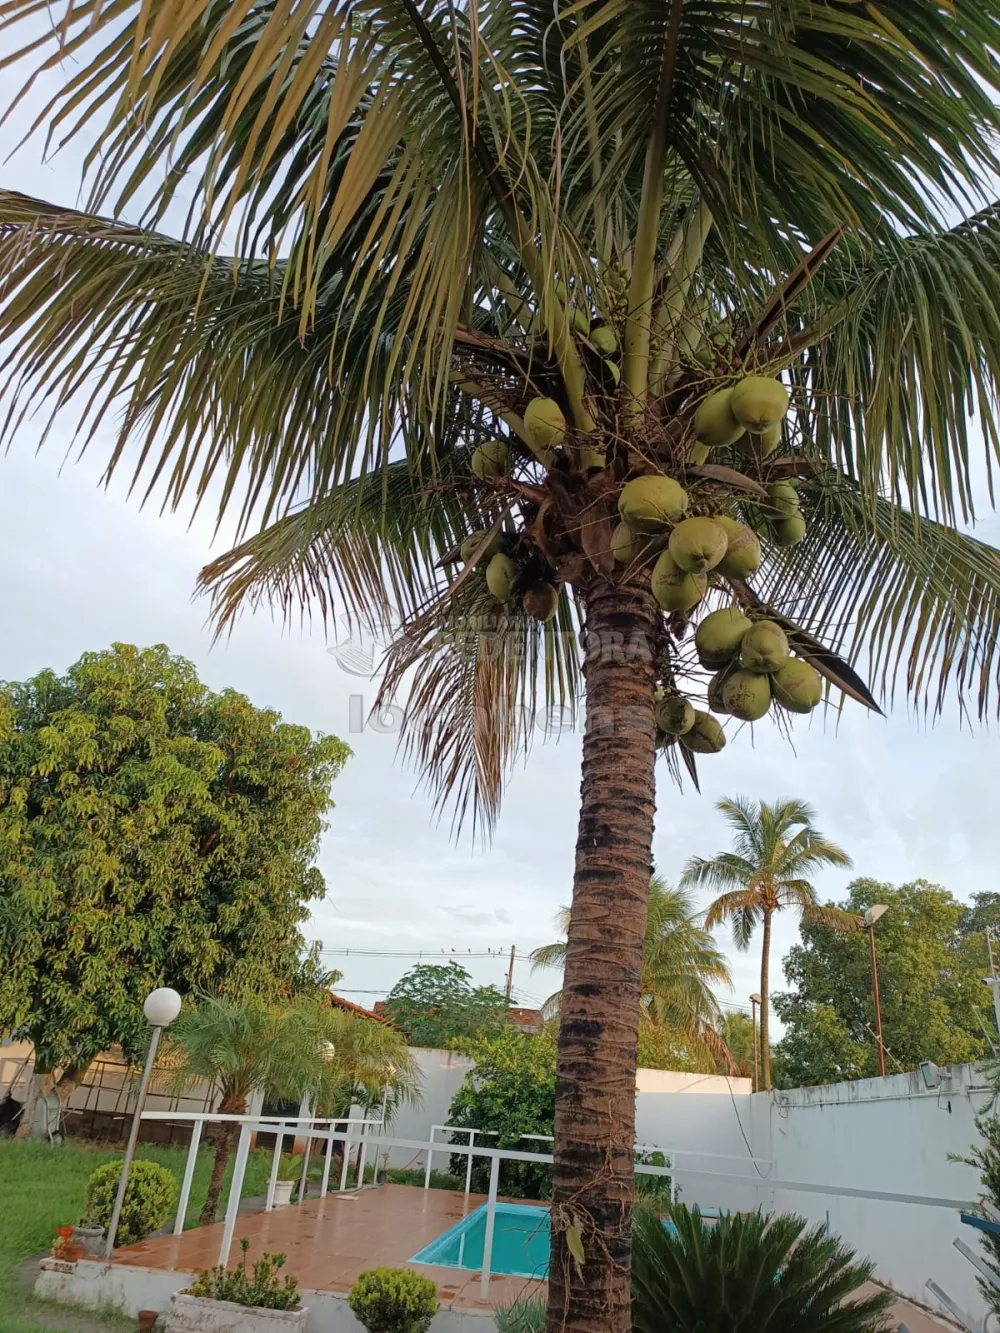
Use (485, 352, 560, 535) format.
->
(0, 1136, 274, 1333)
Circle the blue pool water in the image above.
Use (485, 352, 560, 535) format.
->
(410, 1205, 693, 1280)
(410, 1203, 551, 1279)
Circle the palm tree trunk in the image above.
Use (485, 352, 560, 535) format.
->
(760, 909, 772, 1092)
(199, 1094, 246, 1226)
(546, 575, 658, 1333)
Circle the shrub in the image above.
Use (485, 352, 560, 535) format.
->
(630, 1202, 893, 1332)
(82, 1159, 177, 1247)
(955, 1107, 1000, 1316)
(447, 1027, 555, 1199)
(348, 1267, 438, 1333)
(494, 1295, 546, 1333)
(186, 1237, 301, 1310)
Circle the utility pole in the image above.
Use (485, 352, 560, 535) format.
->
(982, 927, 1000, 1044)
(505, 946, 516, 1002)
(749, 994, 761, 1094)
(863, 906, 889, 1078)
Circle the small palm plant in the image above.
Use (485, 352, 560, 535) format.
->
(631, 1203, 892, 1333)
(168, 994, 416, 1225)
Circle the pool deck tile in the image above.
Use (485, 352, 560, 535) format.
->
(112, 1184, 546, 1312)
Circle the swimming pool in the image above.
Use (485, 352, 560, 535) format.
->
(410, 1202, 550, 1279)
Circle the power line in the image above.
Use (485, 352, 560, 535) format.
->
(319, 946, 532, 959)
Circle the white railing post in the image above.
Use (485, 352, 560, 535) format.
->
(298, 1127, 313, 1206)
(218, 1123, 251, 1268)
(339, 1122, 353, 1192)
(479, 1154, 500, 1299)
(464, 1129, 476, 1198)
(173, 1119, 203, 1235)
(265, 1121, 286, 1212)
(320, 1124, 335, 1198)
(356, 1123, 369, 1191)
(424, 1125, 436, 1190)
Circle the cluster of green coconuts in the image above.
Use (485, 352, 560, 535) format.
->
(460, 529, 562, 621)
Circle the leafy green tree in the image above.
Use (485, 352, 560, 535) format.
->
(447, 1027, 556, 1199)
(381, 962, 509, 1047)
(532, 879, 734, 1070)
(682, 798, 853, 1091)
(715, 1012, 756, 1083)
(169, 993, 417, 1224)
(8, 5, 1000, 1325)
(772, 880, 988, 1089)
(0, 643, 349, 1132)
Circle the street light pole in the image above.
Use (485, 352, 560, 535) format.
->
(104, 988, 182, 1259)
(749, 994, 761, 1094)
(864, 906, 889, 1078)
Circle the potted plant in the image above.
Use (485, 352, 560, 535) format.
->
(51, 1226, 86, 1263)
(347, 1268, 438, 1333)
(271, 1154, 302, 1208)
(165, 1237, 306, 1332)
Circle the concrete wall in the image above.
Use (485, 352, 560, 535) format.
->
(751, 1064, 992, 1327)
(381, 1048, 474, 1169)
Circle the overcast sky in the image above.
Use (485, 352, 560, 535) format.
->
(3, 45, 999, 1028)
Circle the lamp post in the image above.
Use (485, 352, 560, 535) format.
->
(749, 994, 761, 1093)
(863, 906, 889, 1078)
(104, 988, 182, 1259)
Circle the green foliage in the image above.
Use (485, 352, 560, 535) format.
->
(277, 1155, 303, 1183)
(82, 1159, 176, 1247)
(381, 962, 509, 1048)
(347, 1268, 438, 1333)
(186, 1237, 301, 1311)
(494, 1296, 546, 1333)
(631, 1203, 892, 1332)
(957, 1112, 1000, 1317)
(533, 880, 733, 1072)
(772, 879, 988, 1088)
(634, 1150, 672, 1202)
(447, 1027, 555, 1199)
(0, 643, 350, 1073)
(715, 1012, 755, 1080)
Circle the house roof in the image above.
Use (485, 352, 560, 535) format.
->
(325, 992, 391, 1025)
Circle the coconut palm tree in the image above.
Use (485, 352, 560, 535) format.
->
(532, 879, 734, 1069)
(5, 7, 1000, 1328)
(681, 797, 852, 1092)
(168, 995, 416, 1225)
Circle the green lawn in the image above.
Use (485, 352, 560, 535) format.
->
(0, 1136, 274, 1333)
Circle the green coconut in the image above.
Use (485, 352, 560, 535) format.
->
(695, 607, 753, 669)
(721, 669, 771, 722)
(689, 442, 711, 465)
(572, 307, 591, 334)
(605, 359, 621, 385)
(771, 658, 822, 713)
(714, 516, 762, 579)
(523, 397, 566, 457)
(471, 441, 509, 479)
(693, 387, 746, 448)
(693, 347, 714, 368)
(522, 582, 560, 621)
(611, 521, 638, 564)
(619, 475, 689, 533)
(655, 696, 696, 736)
(651, 550, 707, 612)
(668, 516, 729, 574)
(707, 668, 734, 714)
(460, 530, 502, 564)
(740, 620, 790, 673)
(730, 376, 790, 431)
(681, 711, 727, 754)
(591, 326, 618, 355)
(772, 511, 807, 547)
(486, 552, 518, 601)
(767, 481, 801, 516)
(554, 279, 568, 303)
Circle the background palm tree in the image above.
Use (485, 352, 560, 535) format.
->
(532, 879, 734, 1071)
(167, 995, 416, 1225)
(682, 798, 852, 1092)
(5, 5, 1000, 1326)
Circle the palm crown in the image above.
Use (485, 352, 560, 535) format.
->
(4, 2, 1000, 1327)
(531, 878, 733, 1068)
(682, 797, 852, 1090)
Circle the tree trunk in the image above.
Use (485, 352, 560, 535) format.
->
(760, 909, 772, 1092)
(546, 577, 658, 1333)
(199, 1095, 246, 1227)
